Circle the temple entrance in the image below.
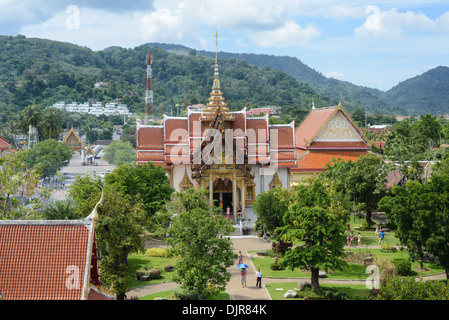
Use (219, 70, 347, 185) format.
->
(211, 177, 234, 219)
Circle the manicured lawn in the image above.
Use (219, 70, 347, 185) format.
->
(139, 289, 230, 300)
(250, 248, 445, 280)
(126, 253, 179, 289)
(251, 256, 368, 279)
(265, 282, 371, 300)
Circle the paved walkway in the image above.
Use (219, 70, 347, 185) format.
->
(127, 234, 447, 300)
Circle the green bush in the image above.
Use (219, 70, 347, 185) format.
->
(378, 277, 449, 300)
(393, 258, 411, 276)
(270, 261, 285, 270)
(173, 287, 201, 300)
(145, 248, 168, 257)
(380, 244, 396, 252)
(147, 268, 161, 280)
(135, 267, 161, 280)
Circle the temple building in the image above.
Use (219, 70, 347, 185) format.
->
(136, 37, 297, 222)
(291, 101, 373, 183)
(62, 126, 84, 152)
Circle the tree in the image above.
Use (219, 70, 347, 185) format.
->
(67, 175, 103, 218)
(345, 154, 388, 225)
(25, 139, 73, 178)
(253, 186, 293, 236)
(103, 140, 135, 166)
(166, 189, 236, 300)
(380, 174, 449, 279)
(41, 107, 62, 139)
(379, 180, 432, 269)
(43, 199, 78, 220)
(104, 162, 173, 222)
(422, 174, 449, 279)
(278, 179, 347, 290)
(0, 150, 41, 218)
(95, 189, 147, 300)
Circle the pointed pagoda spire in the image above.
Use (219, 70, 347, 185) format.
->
(200, 31, 234, 122)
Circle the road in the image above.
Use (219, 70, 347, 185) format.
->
(47, 151, 115, 200)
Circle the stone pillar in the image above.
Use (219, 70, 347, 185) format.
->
(209, 177, 213, 207)
(233, 179, 237, 223)
(242, 182, 246, 220)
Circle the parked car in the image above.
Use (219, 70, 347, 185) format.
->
(99, 172, 105, 179)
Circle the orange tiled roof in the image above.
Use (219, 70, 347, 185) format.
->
(0, 214, 112, 300)
(295, 107, 337, 148)
(0, 136, 12, 151)
(136, 111, 297, 168)
(292, 150, 368, 172)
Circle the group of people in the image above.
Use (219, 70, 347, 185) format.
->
(346, 231, 362, 247)
(238, 251, 262, 289)
(346, 224, 387, 247)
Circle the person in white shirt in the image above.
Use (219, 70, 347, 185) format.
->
(256, 269, 262, 288)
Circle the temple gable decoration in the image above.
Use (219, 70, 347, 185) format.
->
(315, 111, 363, 142)
(63, 126, 84, 151)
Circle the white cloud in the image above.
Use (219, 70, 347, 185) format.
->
(251, 21, 321, 47)
(138, 0, 321, 49)
(20, 7, 144, 50)
(354, 5, 439, 38)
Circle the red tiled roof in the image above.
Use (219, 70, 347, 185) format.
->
(292, 150, 368, 172)
(295, 107, 337, 147)
(0, 215, 112, 300)
(0, 136, 12, 151)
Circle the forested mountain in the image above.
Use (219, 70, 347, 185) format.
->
(149, 43, 402, 115)
(1, 35, 448, 134)
(0, 35, 336, 130)
(384, 66, 449, 116)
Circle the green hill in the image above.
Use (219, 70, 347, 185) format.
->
(0, 35, 336, 130)
(384, 66, 449, 115)
(148, 42, 401, 115)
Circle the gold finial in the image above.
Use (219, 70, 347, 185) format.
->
(338, 93, 343, 108)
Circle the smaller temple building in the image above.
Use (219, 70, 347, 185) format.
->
(291, 102, 373, 183)
(62, 126, 84, 152)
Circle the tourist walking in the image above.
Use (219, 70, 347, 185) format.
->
(238, 251, 243, 265)
(358, 233, 362, 246)
(256, 269, 262, 288)
(240, 268, 247, 288)
(375, 224, 379, 235)
(379, 230, 386, 245)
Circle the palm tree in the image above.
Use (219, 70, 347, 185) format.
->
(42, 107, 62, 139)
(43, 199, 79, 220)
(18, 105, 42, 148)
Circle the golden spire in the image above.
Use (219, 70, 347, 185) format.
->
(200, 31, 234, 122)
(338, 93, 343, 108)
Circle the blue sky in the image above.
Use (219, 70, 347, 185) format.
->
(1, 1, 448, 91)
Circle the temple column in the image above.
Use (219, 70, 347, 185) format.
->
(209, 175, 213, 207)
(242, 182, 246, 220)
(233, 178, 237, 223)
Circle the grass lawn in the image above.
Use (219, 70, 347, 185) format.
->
(265, 282, 371, 300)
(126, 253, 179, 289)
(139, 289, 230, 300)
(250, 248, 445, 280)
(251, 256, 368, 279)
